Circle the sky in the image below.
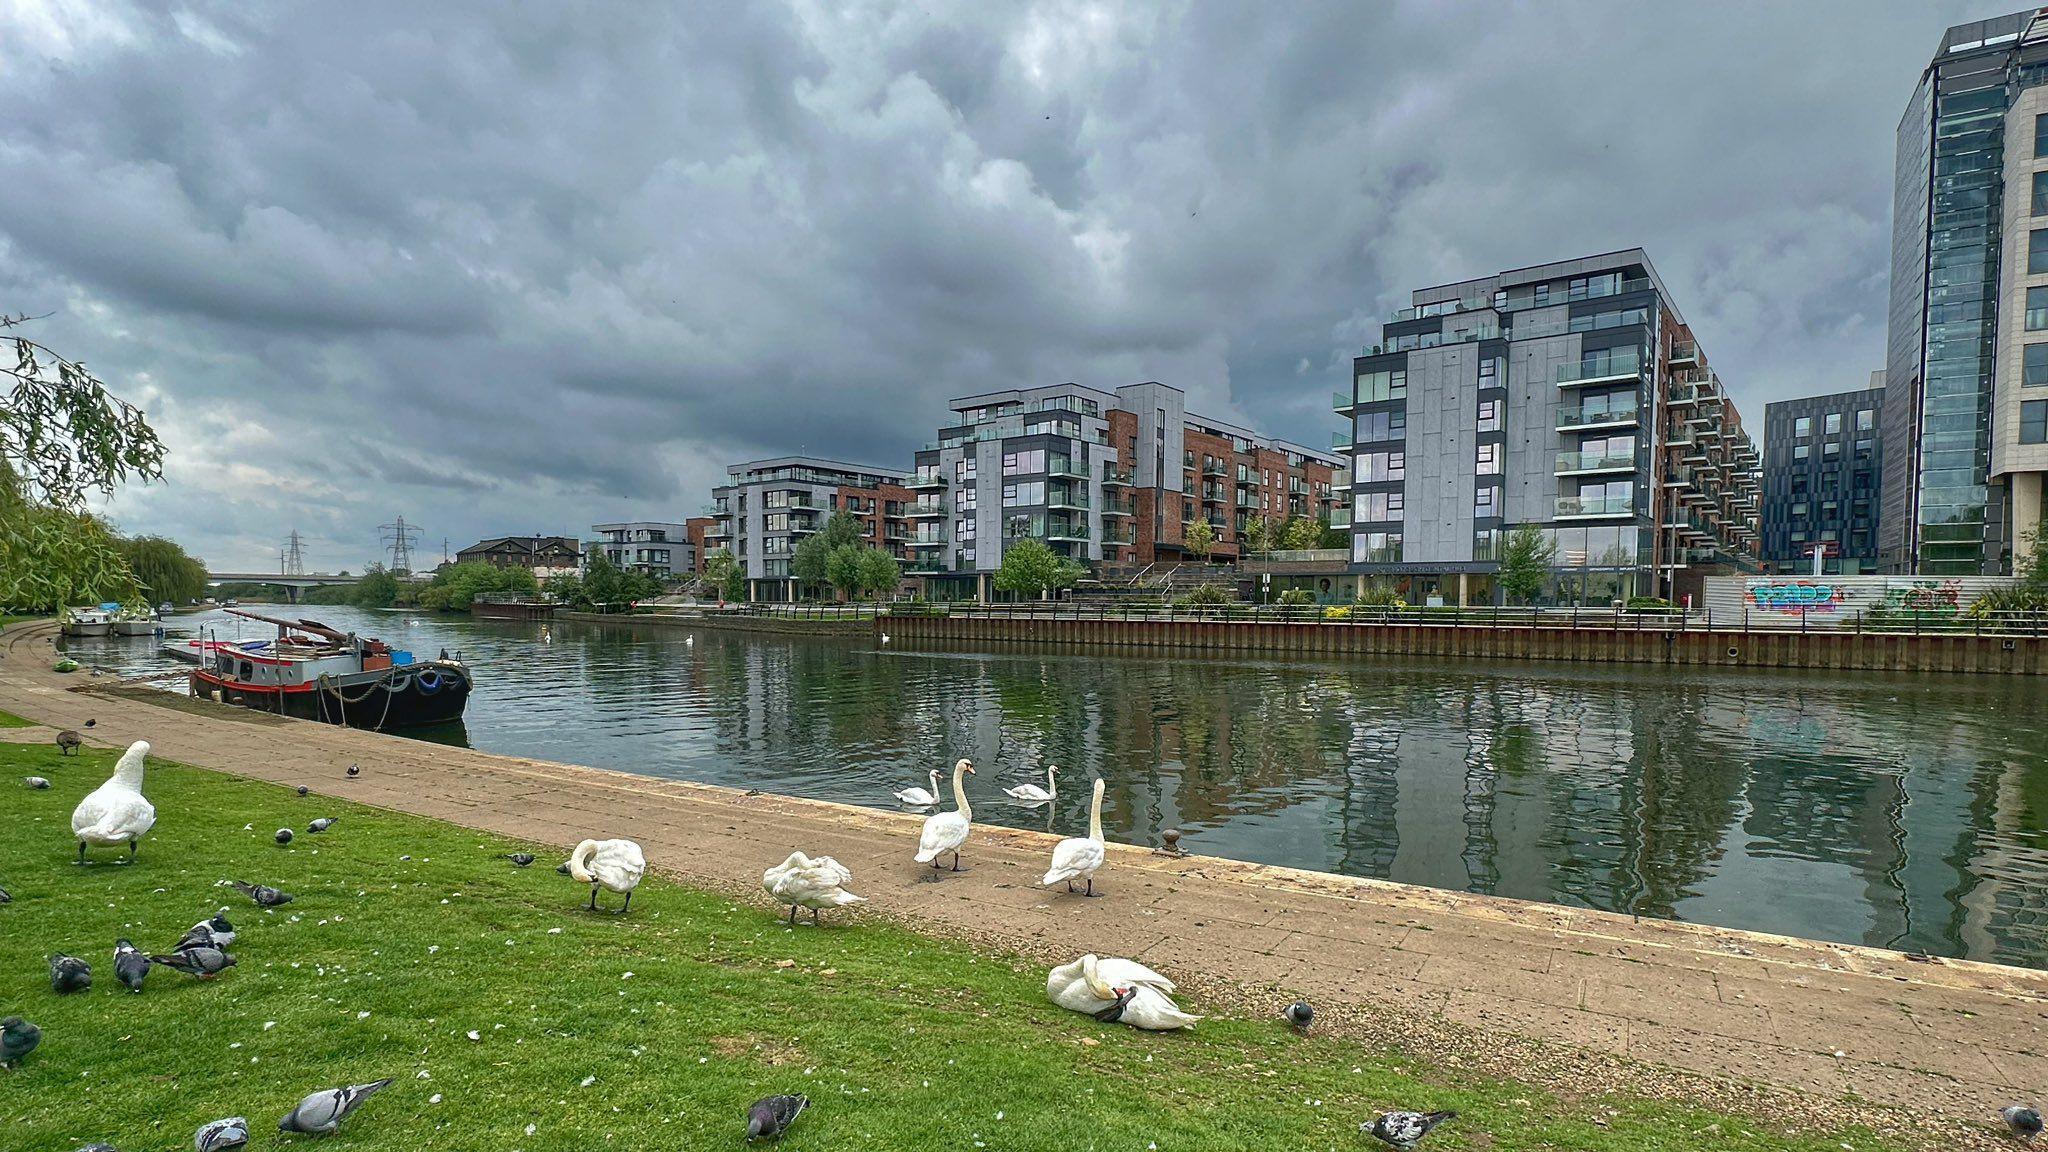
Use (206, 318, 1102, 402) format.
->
(0, 0, 1997, 571)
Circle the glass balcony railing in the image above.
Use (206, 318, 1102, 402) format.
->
(1102, 465, 1133, 486)
(1555, 450, 1637, 474)
(906, 471, 948, 489)
(1048, 458, 1088, 479)
(1102, 495, 1135, 516)
(1555, 349, 1645, 386)
(906, 501, 947, 518)
(1555, 495, 1634, 518)
(1333, 430, 1353, 450)
(1046, 487, 1090, 511)
(1102, 524, 1135, 545)
(1670, 340, 1699, 363)
(1333, 389, 1356, 413)
(1556, 400, 1639, 429)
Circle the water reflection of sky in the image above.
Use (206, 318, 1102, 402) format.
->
(66, 607, 2048, 968)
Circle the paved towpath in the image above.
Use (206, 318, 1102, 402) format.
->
(3, 619, 2041, 1140)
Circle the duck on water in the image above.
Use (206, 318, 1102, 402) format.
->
(184, 609, 471, 731)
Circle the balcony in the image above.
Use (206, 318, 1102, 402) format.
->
(1555, 495, 1634, 519)
(1555, 449, 1638, 475)
(1201, 460, 1226, 477)
(906, 537, 947, 550)
(1669, 340, 1699, 365)
(1333, 389, 1359, 416)
(1555, 351, 1645, 388)
(1046, 522, 1091, 543)
(1102, 524, 1135, 545)
(704, 524, 731, 539)
(1556, 400, 1639, 431)
(1102, 465, 1133, 486)
(906, 501, 947, 519)
(1101, 495, 1135, 517)
(1046, 488, 1090, 511)
(1333, 430, 1353, 451)
(906, 471, 948, 490)
(1048, 457, 1089, 480)
(1331, 469, 1352, 490)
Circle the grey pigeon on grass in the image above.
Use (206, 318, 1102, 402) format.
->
(504, 853, 535, 867)
(746, 1094, 809, 1141)
(307, 817, 338, 833)
(194, 1116, 249, 1151)
(2005, 1106, 2044, 1141)
(279, 1078, 392, 1134)
(178, 912, 235, 951)
(1368, 1110, 1457, 1149)
(24, 776, 50, 789)
(0, 1016, 40, 1066)
(152, 946, 235, 978)
(0, 885, 11, 903)
(228, 880, 292, 907)
(49, 952, 91, 993)
(114, 939, 150, 992)
(1283, 1000, 1314, 1030)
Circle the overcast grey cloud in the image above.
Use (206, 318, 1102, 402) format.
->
(0, 0, 1988, 569)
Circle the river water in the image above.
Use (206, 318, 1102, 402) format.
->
(65, 605, 2048, 968)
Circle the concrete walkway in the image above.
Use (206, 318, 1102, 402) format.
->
(3, 619, 2041, 1138)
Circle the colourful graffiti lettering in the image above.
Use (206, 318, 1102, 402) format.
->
(1745, 580, 1842, 614)
(1877, 579, 1962, 617)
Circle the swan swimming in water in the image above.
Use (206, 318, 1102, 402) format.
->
(914, 758, 974, 872)
(557, 838, 646, 913)
(893, 769, 942, 807)
(1004, 763, 1059, 804)
(71, 741, 156, 864)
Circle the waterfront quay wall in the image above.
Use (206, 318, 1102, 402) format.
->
(883, 612, 2048, 675)
(558, 609, 868, 637)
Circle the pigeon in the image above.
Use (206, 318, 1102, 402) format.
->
(307, 818, 338, 833)
(152, 946, 236, 978)
(55, 729, 82, 755)
(0, 885, 10, 903)
(296, 786, 309, 796)
(49, 952, 92, 993)
(114, 939, 150, 992)
(504, 853, 535, 867)
(84, 718, 95, 728)
(177, 913, 235, 951)
(2004, 1106, 2044, 1141)
(278, 1078, 392, 1135)
(194, 1116, 249, 1152)
(346, 764, 360, 778)
(274, 828, 294, 845)
(745, 1094, 809, 1142)
(1284, 1001, 1314, 1030)
(0, 1016, 40, 1067)
(24, 776, 50, 789)
(228, 880, 293, 907)
(1368, 1110, 1458, 1149)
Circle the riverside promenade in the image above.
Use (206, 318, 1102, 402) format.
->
(2, 619, 2040, 1142)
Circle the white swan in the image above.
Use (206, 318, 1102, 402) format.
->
(1004, 763, 1059, 804)
(762, 850, 864, 925)
(71, 741, 156, 863)
(1046, 954, 1198, 1030)
(914, 758, 975, 872)
(558, 838, 646, 913)
(893, 769, 942, 807)
(1042, 777, 1106, 896)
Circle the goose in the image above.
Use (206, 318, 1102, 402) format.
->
(1004, 763, 1059, 804)
(1041, 777, 1106, 896)
(1046, 954, 1198, 1030)
(71, 741, 156, 863)
(558, 838, 646, 913)
(893, 769, 942, 807)
(914, 758, 975, 872)
(761, 850, 864, 925)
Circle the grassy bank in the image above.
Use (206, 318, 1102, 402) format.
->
(0, 734, 1903, 1151)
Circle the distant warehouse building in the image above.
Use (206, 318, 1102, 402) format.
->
(453, 535, 583, 580)
(1336, 249, 1762, 606)
(1760, 375, 1884, 574)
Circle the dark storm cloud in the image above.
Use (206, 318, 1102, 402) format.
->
(0, 0, 1986, 567)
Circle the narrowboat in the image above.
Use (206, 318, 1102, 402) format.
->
(188, 609, 472, 730)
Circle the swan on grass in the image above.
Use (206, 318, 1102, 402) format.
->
(914, 758, 974, 872)
(557, 838, 646, 913)
(1004, 763, 1058, 804)
(762, 850, 864, 925)
(71, 741, 156, 863)
(893, 769, 942, 807)
(1045, 954, 1198, 1030)
(1041, 777, 1106, 896)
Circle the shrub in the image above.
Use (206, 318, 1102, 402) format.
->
(1274, 588, 1317, 607)
(1174, 584, 1230, 608)
(1625, 596, 1677, 613)
(1323, 605, 1351, 620)
(1355, 586, 1403, 609)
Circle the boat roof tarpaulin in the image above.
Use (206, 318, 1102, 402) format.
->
(224, 608, 389, 654)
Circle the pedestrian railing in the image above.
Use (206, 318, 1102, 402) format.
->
(880, 601, 2048, 637)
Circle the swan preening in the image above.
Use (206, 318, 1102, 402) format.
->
(914, 758, 974, 872)
(1046, 954, 1199, 1030)
(1042, 777, 1106, 896)
(71, 741, 156, 863)
(762, 850, 864, 924)
(1004, 764, 1058, 804)
(892, 769, 942, 807)
(558, 838, 646, 913)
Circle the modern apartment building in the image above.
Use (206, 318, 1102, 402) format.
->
(588, 522, 694, 580)
(1761, 377, 1885, 574)
(1884, 10, 2048, 574)
(706, 457, 913, 600)
(905, 383, 1341, 600)
(1336, 249, 1761, 606)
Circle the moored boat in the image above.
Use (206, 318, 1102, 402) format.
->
(112, 603, 160, 637)
(188, 609, 472, 730)
(60, 605, 115, 637)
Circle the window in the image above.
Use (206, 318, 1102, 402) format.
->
(1473, 486, 1498, 516)
(1477, 399, 1501, 432)
(1352, 531, 1403, 564)
(1001, 481, 1044, 506)
(1823, 440, 1840, 459)
(2023, 399, 2048, 444)
(1479, 357, 1499, 382)
(1357, 451, 1405, 482)
(1533, 283, 1550, 306)
(2036, 171, 2048, 216)
(1002, 449, 1045, 475)
(1856, 408, 1875, 431)
(1824, 412, 1842, 435)
(1475, 443, 1502, 475)
(1353, 491, 1403, 521)
(1356, 409, 1406, 443)
(1794, 416, 1812, 438)
(2029, 343, 2048, 387)
(2036, 113, 2048, 157)
(2030, 229, 2048, 275)
(1355, 368, 1408, 403)
(1794, 443, 1810, 461)
(1855, 437, 1874, 459)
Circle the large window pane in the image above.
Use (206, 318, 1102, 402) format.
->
(2027, 343, 2048, 387)
(2029, 229, 2048, 275)
(2023, 399, 2048, 444)
(2029, 287, 2048, 331)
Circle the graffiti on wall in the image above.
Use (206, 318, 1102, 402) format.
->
(1745, 579, 1844, 614)
(1875, 579, 1964, 618)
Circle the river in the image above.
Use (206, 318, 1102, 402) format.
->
(63, 604, 2048, 969)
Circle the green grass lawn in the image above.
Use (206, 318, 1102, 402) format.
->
(0, 739, 1907, 1152)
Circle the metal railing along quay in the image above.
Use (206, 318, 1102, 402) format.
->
(883, 601, 2048, 636)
